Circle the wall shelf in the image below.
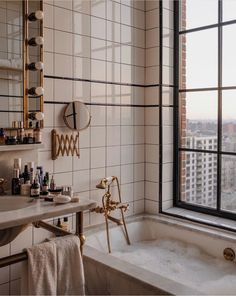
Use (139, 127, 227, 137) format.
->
(0, 143, 44, 152)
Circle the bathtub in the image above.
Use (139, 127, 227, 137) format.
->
(84, 214, 236, 295)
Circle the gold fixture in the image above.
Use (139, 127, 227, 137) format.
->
(51, 129, 80, 160)
(91, 176, 130, 253)
(223, 248, 235, 261)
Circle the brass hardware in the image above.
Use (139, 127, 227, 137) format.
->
(223, 248, 235, 261)
(91, 176, 130, 253)
(51, 129, 80, 160)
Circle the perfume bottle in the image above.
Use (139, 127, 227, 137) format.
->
(12, 169, 21, 195)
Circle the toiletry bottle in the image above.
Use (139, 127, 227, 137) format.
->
(50, 175, 56, 190)
(28, 162, 34, 184)
(34, 122, 42, 143)
(42, 176, 49, 195)
(23, 165, 30, 183)
(14, 158, 22, 173)
(17, 127, 24, 144)
(62, 217, 69, 232)
(27, 133, 34, 144)
(21, 181, 31, 196)
(12, 169, 21, 195)
(45, 172, 49, 185)
(30, 177, 40, 198)
(0, 128, 6, 145)
(56, 218, 62, 228)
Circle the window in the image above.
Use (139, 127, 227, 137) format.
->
(174, 0, 236, 219)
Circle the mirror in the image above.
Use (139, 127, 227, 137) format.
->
(63, 101, 91, 131)
(0, 0, 43, 129)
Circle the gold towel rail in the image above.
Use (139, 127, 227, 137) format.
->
(0, 212, 85, 268)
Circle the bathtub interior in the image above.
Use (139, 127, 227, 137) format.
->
(86, 216, 236, 260)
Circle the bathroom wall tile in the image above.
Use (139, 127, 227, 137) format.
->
(107, 106, 120, 125)
(107, 62, 120, 83)
(44, 104, 54, 127)
(91, 16, 106, 40)
(90, 167, 106, 189)
(107, 41, 121, 63)
(121, 107, 133, 125)
(55, 172, 73, 186)
(74, 56, 91, 80)
(55, 31, 73, 55)
(134, 126, 144, 144)
(74, 35, 90, 58)
(44, 28, 54, 52)
(44, 52, 54, 76)
(11, 227, 32, 255)
(55, 54, 72, 77)
(91, 106, 106, 126)
(73, 12, 90, 36)
(107, 21, 120, 43)
(91, 126, 106, 147)
(146, 0, 159, 11)
(145, 86, 159, 105)
(134, 199, 144, 214)
(73, 148, 90, 171)
(146, 9, 159, 30)
(107, 126, 121, 146)
(54, 155, 73, 173)
(106, 166, 121, 181)
(91, 38, 106, 61)
(146, 163, 159, 183)
(107, 0, 120, 23)
(91, 59, 106, 81)
(91, 0, 106, 18)
(91, 83, 106, 103)
(145, 66, 159, 85)
(146, 28, 159, 49)
(73, 170, 90, 192)
(145, 108, 159, 126)
(134, 163, 144, 182)
(145, 181, 159, 201)
(134, 9, 145, 29)
(134, 181, 144, 201)
(146, 144, 159, 164)
(121, 126, 134, 145)
(73, 0, 91, 14)
(44, 3, 54, 28)
(146, 47, 159, 67)
(107, 146, 121, 167)
(145, 200, 159, 214)
(0, 266, 9, 286)
(38, 151, 54, 174)
(54, 79, 73, 102)
(121, 183, 134, 203)
(121, 164, 134, 184)
(54, 6, 72, 32)
(91, 147, 106, 168)
(163, 163, 173, 182)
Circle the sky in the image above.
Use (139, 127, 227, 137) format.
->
(183, 0, 236, 120)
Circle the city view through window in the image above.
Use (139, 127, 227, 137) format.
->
(177, 0, 236, 215)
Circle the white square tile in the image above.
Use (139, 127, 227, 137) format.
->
(44, 28, 54, 52)
(74, 81, 91, 101)
(73, 11, 90, 36)
(54, 172, 73, 186)
(91, 83, 106, 103)
(163, 126, 173, 144)
(54, 6, 72, 32)
(146, 66, 159, 85)
(121, 126, 134, 145)
(134, 144, 144, 163)
(145, 200, 159, 214)
(121, 145, 133, 165)
(163, 163, 173, 182)
(107, 21, 120, 43)
(134, 47, 145, 67)
(73, 148, 90, 171)
(146, 8, 159, 30)
(107, 146, 121, 166)
(91, 147, 105, 168)
(44, 3, 53, 28)
(44, 52, 54, 76)
(55, 54, 72, 77)
(133, 8, 145, 29)
(91, 38, 106, 61)
(146, 47, 159, 67)
(146, 28, 159, 48)
(73, 0, 91, 14)
(44, 104, 54, 127)
(73, 170, 90, 192)
(107, 106, 120, 125)
(121, 24, 132, 45)
(146, 0, 159, 11)
(91, 126, 106, 147)
(134, 181, 144, 201)
(54, 155, 73, 173)
(107, 0, 120, 23)
(134, 199, 144, 214)
(74, 35, 91, 58)
(121, 107, 133, 125)
(163, 181, 173, 201)
(121, 164, 133, 184)
(121, 183, 134, 203)
(163, 8, 173, 29)
(91, 59, 106, 81)
(54, 0, 72, 9)
(91, 0, 106, 18)
(134, 125, 144, 144)
(107, 41, 121, 63)
(54, 104, 66, 127)
(134, 27, 145, 48)
(38, 151, 54, 173)
(145, 181, 159, 201)
(145, 86, 159, 105)
(145, 107, 159, 125)
(145, 144, 159, 164)
(146, 162, 159, 182)
(121, 4, 132, 26)
(91, 106, 106, 126)
(80, 127, 90, 148)
(107, 62, 121, 83)
(55, 31, 72, 55)
(107, 126, 121, 146)
(134, 163, 144, 182)
(91, 16, 106, 39)
(74, 56, 91, 80)
(43, 78, 54, 102)
(54, 79, 73, 102)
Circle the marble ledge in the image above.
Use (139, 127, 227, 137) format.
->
(0, 196, 96, 230)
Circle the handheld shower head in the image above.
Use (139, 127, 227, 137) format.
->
(96, 176, 114, 189)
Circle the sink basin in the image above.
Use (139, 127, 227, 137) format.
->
(0, 196, 36, 212)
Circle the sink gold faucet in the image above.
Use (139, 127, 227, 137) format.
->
(91, 176, 130, 253)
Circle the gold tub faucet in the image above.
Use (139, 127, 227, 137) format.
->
(91, 176, 130, 253)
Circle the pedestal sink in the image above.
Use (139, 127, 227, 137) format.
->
(0, 196, 36, 246)
(0, 196, 36, 212)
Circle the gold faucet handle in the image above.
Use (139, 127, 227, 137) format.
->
(118, 203, 129, 212)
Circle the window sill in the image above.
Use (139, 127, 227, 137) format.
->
(163, 207, 236, 232)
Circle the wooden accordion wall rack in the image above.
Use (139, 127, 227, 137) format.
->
(51, 129, 80, 160)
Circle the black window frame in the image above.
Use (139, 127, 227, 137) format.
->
(173, 0, 236, 221)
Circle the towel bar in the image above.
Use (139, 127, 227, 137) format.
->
(0, 212, 85, 268)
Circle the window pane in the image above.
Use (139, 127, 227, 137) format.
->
(222, 90, 236, 152)
(223, 24, 236, 86)
(180, 91, 218, 150)
(180, 0, 218, 31)
(223, 0, 236, 22)
(221, 155, 236, 213)
(180, 29, 218, 89)
(180, 151, 217, 208)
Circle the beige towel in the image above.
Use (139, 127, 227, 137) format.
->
(21, 241, 57, 295)
(21, 235, 85, 296)
(53, 235, 85, 296)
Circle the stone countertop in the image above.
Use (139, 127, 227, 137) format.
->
(0, 196, 96, 230)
